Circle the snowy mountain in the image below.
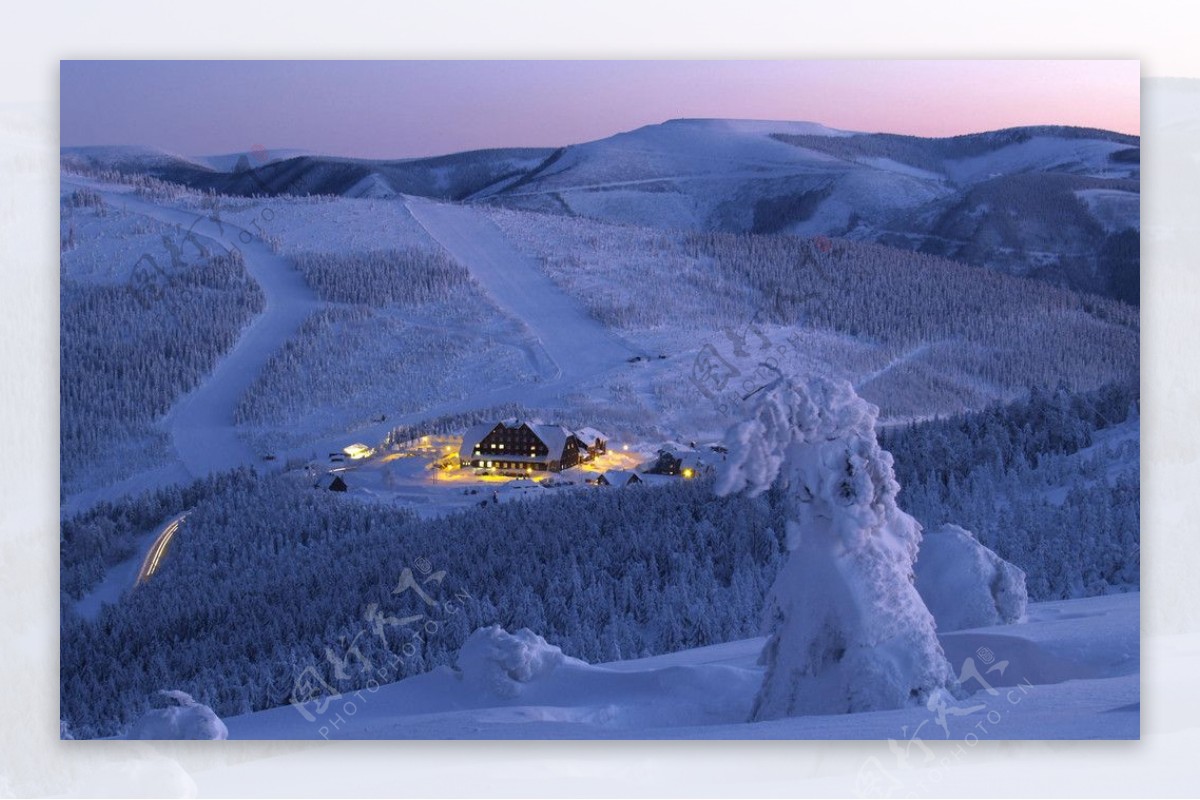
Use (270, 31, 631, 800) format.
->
(62, 119, 1139, 298)
(67, 145, 558, 202)
(190, 148, 313, 172)
(477, 120, 1139, 299)
(60, 145, 217, 175)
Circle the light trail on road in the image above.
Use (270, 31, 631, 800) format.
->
(135, 512, 189, 585)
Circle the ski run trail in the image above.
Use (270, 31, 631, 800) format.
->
(61, 178, 320, 513)
(405, 196, 640, 381)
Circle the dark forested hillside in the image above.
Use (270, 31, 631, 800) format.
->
(61, 381, 1138, 738)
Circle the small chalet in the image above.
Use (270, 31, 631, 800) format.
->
(315, 473, 348, 492)
(646, 447, 710, 478)
(574, 427, 608, 459)
(597, 470, 641, 487)
(459, 420, 598, 473)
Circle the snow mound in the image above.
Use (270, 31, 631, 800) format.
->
(126, 690, 229, 740)
(916, 524, 1028, 632)
(456, 626, 574, 698)
(717, 375, 956, 720)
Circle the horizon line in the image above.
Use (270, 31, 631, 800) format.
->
(59, 115, 1141, 164)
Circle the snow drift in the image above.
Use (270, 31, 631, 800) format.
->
(457, 625, 576, 699)
(717, 374, 956, 720)
(126, 690, 228, 740)
(915, 523, 1028, 632)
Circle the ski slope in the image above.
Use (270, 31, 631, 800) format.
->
(406, 196, 640, 380)
(221, 593, 1139, 740)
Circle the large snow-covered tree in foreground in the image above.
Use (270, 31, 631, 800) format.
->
(716, 373, 957, 720)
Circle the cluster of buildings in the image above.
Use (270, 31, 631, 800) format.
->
(459, 419, 718, 486)
(318, 418, 719, 493)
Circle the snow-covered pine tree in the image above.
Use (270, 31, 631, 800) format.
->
(716, 372, 956, 720)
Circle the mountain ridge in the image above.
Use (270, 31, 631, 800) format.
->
(61, 118, 1140, 301)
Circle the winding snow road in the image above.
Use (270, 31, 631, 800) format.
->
(61, 178, 319, 506)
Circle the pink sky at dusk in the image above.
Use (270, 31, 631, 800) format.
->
(60, 60, 1139, 159)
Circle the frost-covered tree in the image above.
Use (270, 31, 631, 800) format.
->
(716, 373, 956, 720)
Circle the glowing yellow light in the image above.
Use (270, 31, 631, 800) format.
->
(343, 443, 374, 460)
(683, 468, 694, 479)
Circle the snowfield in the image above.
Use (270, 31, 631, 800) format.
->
(222, 593, 1138, 740)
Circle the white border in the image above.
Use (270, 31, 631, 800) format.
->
(2, 1, 1195, 796)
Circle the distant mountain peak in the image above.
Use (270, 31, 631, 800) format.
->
(654, 117, 854, 137)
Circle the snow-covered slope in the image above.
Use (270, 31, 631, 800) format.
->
(222, 593, 1138, 739)
(405, 197, 640, 380)
(476, 118, 946, 237)
(476, 120, 1138, 297)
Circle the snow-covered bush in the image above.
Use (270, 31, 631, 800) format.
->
(457, 626, 570, 698)
(126, 691, 228, 740)
(915, 524, 1028, 632)
(717, 374, 955, 720)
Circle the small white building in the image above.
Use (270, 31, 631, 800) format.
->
(342, 443, 374, 460)
(573, 426, 608, 459)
